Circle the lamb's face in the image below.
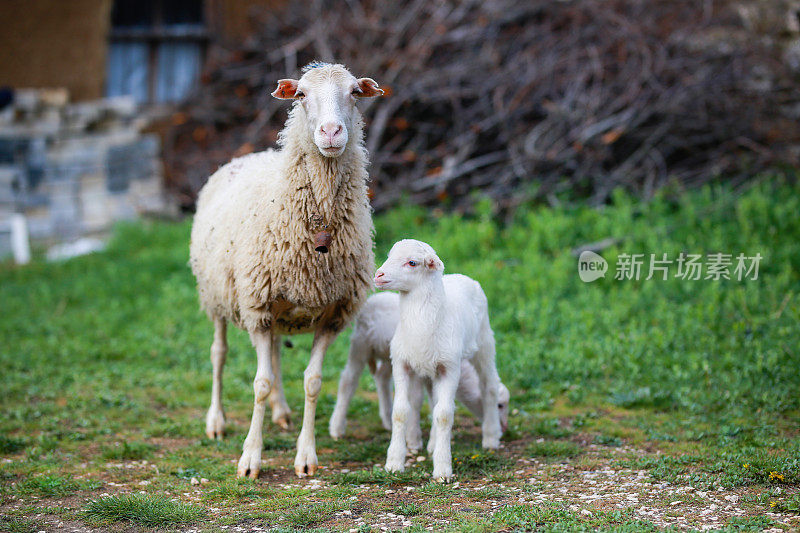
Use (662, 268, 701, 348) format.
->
(498, 383, 510, 434)
(374, 239, 444, 292)
(272, 63, 383, 158)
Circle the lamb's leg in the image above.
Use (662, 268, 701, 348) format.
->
(205, 317, 227, 439)
(237, 329, 275, 478)
(431, 366, 461, 483)
(294, 329, 336, 477)
(473, 336, 502, 450)
(329, 339, 368, 439)
(426, 380, 437, 455)
(456, 360, 484, 421)
(406, 373, 424, 452)
(385, 361, 412, 473)
(268, 335, 292, 430)
(373, 360, 393, 431)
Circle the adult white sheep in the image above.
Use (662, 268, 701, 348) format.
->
(328, 291, 510, 443)
(190, 62, 383, 478)
(374, 239, 502, 482)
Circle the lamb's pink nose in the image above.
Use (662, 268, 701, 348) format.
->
(320, 122, 343, 143)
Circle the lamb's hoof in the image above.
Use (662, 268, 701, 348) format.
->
(482, 437, 501, 450)
(294, 463, 318, 477)
(236, 449, 261, 479)
(384, 459, 405, 473)
(274, 414, 291, 431)
(432, 469, 454, 483)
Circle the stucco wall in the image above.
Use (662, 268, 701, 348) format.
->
(0, 0, 112, 101)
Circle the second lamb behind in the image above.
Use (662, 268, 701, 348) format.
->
(375, 239, 503, 482)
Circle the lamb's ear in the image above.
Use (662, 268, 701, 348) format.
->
(356, 78, 384, 98)
(271, 79, 300, 99)
(425, 254, 444, 272)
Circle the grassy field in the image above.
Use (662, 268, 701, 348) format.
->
(1, 178, 799, 532)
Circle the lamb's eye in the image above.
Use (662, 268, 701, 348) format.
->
(498, 403, 505, 409)
(351, 88, 361, 96)
(295, 91, 305, 99)
(408, 260, 417, 267)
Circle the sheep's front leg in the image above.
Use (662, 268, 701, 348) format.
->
(431, 366, 461, 483)
(295, 329, 336, 477)
(205, 318, 227, 439)
(385, 361, 412, 473)
(329, 341, 368, 439)
(373, 360, 393, 431)
(237, 329, 275, 478)
(268, 335, 292, 430)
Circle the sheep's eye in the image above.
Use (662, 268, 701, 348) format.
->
(498, 403, 505, 409)
(407, 260, 417, 267)
(295, 91, 305, 99)
(351, 88, 362, 96)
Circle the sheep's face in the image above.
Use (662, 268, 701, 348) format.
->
(374, 239, 444, 292)
(498, 383, 510, 434)
(272, 63, 383, 158)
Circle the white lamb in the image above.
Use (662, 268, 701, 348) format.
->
(375, 239, 502, 482)
(328, 291, 510, 444)
(190, 62, 383, 478)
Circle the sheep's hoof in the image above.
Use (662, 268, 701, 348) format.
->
(236, 466, 260, 479)
(205, 429, 224, 440)
(274, 414, 292, 431)
(237, 448, 262, 479)
(295, 463, 318, 477)
(205, 408, 226, 440)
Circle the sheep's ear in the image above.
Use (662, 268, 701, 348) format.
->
(356, 78, 384, 98)
(425, 255, 444, 272)
(271, 79, 300, 99)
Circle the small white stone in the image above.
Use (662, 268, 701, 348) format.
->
(190, 477, 200, 485)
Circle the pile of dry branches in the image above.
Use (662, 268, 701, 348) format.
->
(163, 0, 800, 211)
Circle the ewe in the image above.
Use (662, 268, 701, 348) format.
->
(374, 240, 502, 482)
(329, 291, 510, 445)
(190, 62, 383, 478)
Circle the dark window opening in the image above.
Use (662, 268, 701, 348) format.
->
(106, 0, 207, 104)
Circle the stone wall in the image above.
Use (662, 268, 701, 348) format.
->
(0, 89, 171, 258)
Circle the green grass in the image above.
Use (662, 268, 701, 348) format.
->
(284, 501, 340, 527)
(101, 440, 158, 460)
(527, 440, 583, 459)
(396, 501, 421, 515)
(1, 177, 799, 530)
(83, 493, 206, 527)
(10, 474, 99, 497)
